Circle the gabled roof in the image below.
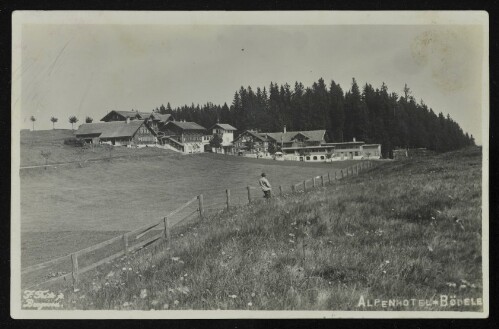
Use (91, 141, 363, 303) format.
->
(149, 113, 173, 123)
(165, 121, 206, 131)
(75, 120, 147, 138)
(234, 130, 269, 142)
(100, 110, 152, 122)
(211, 123, 237, 131)
(263, 130, 326, 143)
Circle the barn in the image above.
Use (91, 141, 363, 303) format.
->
(75, 119, 157, 146)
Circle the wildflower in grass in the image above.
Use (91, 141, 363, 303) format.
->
(251, 292, 255, 297)
(446, 282, 457, 287)
(122, 267, 127, 271)
(163, 304, 169, 309)
(248, 302, 253, 307)
(289, 240, 295, 244)
(222, 251, 226, 255)
(171, 257, 180, 262)
(428, 245, 434, 252)
(345, 232, 354, 237)
(385, 260, 390, 264)
(289, 233, 295, 237)
(128, 267, 132, 271)
(229, 295, 237, 299)
(123, 302, 130, 307)
(271, 252, 276, 257)
(174, 300, 179, 305)
(178, 286, 190, 295)
(140, 289, 148, 299)
(180, 234, 184, 237)
(460, 284, 467, 289)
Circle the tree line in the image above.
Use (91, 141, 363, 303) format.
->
(154, 78, 475, 158)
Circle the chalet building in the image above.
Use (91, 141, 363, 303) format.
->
(209, 123, 237, 154)
(75, 118, 157, 146)
(147, 113, 175, 133)
(264, 127, 326, 149)
(234, 125, 382, 162)
(232, 130, 270, 155)
(323, 138, 381, 161)
(159, 121, 207, 153)
(100, 110, 152, 122)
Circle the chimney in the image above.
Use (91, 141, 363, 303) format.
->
(353, 137, 356, 142)
(126, 117, 130, 124)
(283, 125, 287, 134)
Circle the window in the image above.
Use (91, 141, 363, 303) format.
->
(313, 156, 317, 160)
(320, 156, 325, 160)
(355, 151, 359, 156)
(306, 156, 311, 160)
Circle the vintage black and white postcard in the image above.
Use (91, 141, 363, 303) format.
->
(11, 11, 489, 319)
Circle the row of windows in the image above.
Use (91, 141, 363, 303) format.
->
(305, 155, 326, 161)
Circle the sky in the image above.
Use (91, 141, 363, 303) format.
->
(15, 22, 485, 144)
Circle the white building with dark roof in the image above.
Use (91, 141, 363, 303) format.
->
(209, 123, 237, 154)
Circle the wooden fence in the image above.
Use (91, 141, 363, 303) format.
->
(21, 160, 378, 290)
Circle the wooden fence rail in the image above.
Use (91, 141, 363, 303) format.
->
(22, 160, 379, 290)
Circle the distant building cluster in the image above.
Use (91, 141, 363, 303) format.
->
(75, 110, 381, 162)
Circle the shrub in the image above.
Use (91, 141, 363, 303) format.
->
(64, 137, 85, 147)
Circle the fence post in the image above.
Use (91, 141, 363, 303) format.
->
(303, 180, 307, 192)
(321, 175, 325, 187)
(279, 185, 283, 197)
(71, 253, 79, 290)
(198, 194, 204, 219)
(313, 177, 316, 188)
(163, 217, 170, 248)
(335, 171, 337, 180)
(122, 233, 129, 256)
(291, 184, 296, 193)
(226, 189, 231, 210)
(247, 186, 252, 203)
(341, 169, 344, 179)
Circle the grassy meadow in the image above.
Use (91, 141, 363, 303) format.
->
(20, 129, 176, 167)
(52, 147, 482, 311)
(20, 130, 356, 267)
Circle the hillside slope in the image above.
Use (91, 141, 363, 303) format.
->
(61, 147, 483, 311)
(20, 129, 175, 167)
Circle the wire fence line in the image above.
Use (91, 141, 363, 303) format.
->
(21, 160, 378, 291)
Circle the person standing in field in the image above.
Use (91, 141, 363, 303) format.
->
(259, 172, 272, 199)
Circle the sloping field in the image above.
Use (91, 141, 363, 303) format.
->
(20, 141, 356, 267)
(20, 129, 174, 167)
(55, 147, 482, 311)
